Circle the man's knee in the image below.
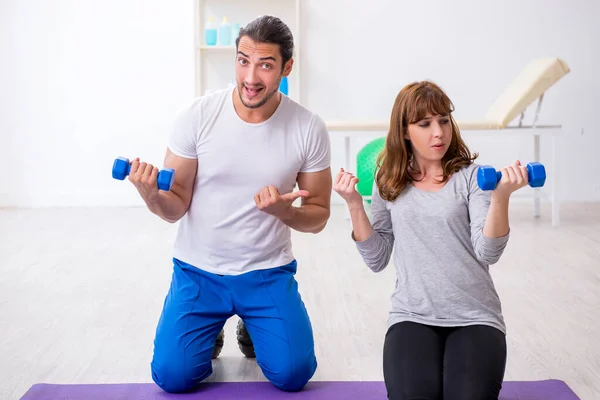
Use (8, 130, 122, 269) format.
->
(264, 355, 317, 392)
(151, 357, 212, 394)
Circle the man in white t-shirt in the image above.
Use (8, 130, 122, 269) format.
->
(126, 15, 331, 394)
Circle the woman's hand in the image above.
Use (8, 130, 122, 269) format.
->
(333, 168, 363, 208)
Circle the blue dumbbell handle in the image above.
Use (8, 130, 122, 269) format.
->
(123, 162, 132, 176)
(114, 156, 167, 178)
(493, 164, 535, 183)
(112, 156, 175, 191)
(478, 162, 546, 191)
(494, 170, 502, 183)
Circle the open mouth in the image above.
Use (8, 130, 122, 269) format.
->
(244, 85, 264, 98)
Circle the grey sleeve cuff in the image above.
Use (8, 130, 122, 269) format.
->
(352, 229, 393, 272)
(475, 229, 510, 265)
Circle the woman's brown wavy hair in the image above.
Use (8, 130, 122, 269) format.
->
(375, 81, 477, 202)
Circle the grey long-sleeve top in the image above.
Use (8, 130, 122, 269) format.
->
(354, 163, 510, 334)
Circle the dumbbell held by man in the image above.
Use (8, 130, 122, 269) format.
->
(112, 156, 176, 191)
(477, 162, 546, 191)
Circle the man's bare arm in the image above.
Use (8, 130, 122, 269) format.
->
(131, 148, 197, 223)
(279, 168, 332, 234)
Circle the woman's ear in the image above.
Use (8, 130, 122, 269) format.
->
(403, 125, 411, 140)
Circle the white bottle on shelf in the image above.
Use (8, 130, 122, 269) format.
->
(219, 16, 232, 46)
(205, 16, 217, 46)
(232, 23, 241, 42)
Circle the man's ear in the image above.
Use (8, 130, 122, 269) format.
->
(282, 58, 294, 77)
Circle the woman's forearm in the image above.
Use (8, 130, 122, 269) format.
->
(482, 192, 510, 238)
(348, 202, 374, 241)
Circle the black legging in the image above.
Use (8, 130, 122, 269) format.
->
(383, 321, 507, 400)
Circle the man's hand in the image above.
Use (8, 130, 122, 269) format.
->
(128, 157, 160, 205)
(127, 149, 198, 223)
(254, 185, 309, 220)
(256, 168, 331, 234)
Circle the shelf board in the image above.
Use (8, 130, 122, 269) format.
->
(198, 45, 236, 51)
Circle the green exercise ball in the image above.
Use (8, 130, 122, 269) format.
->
(356, 137, 386, 199)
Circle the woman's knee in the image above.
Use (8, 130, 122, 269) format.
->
(444, 379, 503, 400)
(383, 322, 444, 399)
(384, 372, 442, 400)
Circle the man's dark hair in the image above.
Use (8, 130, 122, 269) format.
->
(235, 15, 294, 68)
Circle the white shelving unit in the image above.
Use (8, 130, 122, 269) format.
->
(193, 0, 301, 103)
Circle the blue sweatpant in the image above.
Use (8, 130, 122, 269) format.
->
(150, 258, 317, 394)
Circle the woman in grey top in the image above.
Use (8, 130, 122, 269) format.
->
(334, 81, 530, 400)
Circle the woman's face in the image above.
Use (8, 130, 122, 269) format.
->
(405, 113, 452, 163)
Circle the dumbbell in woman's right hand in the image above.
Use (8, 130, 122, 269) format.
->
(477, 161, 546, 191)
(112, 156, 175, 192)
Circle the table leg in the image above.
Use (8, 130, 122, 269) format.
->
(533, 134, 541, 218)
(344, 136, 351, 172)
(551, 132, 560, 227)
(344, 136, 351, 220)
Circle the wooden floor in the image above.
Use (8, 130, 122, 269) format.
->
(1, 202, 599, 399)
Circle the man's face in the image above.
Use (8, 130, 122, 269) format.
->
(235, 36, 292, 109)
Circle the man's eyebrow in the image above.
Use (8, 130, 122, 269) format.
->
(236, 51, 276, 62)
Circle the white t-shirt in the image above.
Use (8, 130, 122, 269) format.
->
(167, 87, 331, 275)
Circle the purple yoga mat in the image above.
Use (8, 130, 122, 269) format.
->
(20, 379, 580, 400)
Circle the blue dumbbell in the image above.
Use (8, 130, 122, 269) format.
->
(112, 156, 175, 191)
(477, 162, 546, 191)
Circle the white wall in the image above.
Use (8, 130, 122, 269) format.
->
(301, 0, 600, 204)
(2, 0, 599, 208)
(0, 0, 196, 207)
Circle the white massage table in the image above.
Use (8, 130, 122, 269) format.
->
(327, 58, 570, 227)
